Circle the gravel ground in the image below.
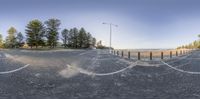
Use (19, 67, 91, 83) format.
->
(0, 49, 200, 99)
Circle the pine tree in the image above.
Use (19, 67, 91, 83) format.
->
(86, 32, 92, 48)
(16, 32, 24, 48)
(25, 19, 45, 48)
(6, 27, 17, 48)
(68, 29, 74, 48)
(45, 18, 61, 48)
(78, 28, 86, 48)
(61, 29, 69, 48)
(0, 34, 3, 48)
(92, 37, 96, 47)
(70, 28, 79, 48)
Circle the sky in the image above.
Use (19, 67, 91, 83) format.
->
(0, 0, 200, 49)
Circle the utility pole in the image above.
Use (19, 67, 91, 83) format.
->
(102, 22, 118, 53)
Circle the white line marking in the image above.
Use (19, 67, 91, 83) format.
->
(161, 61, 200, 75)
(0, 64, 30, 74)
(79, 50, 94, 55)
(160, 54, 191, 64)
(67, 61, 138, 76)
(79, 50, 96, 56)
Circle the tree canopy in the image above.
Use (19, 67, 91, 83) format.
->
(25, 19, 45, 48)
(0, 18, 97, 49)
(45, 18, 61, 48)
(0, 34, 3, 48)
(177, 35, 200, 49)
(5, 27, 17, 48)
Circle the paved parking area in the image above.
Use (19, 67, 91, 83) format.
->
(0, 49, 200, 99)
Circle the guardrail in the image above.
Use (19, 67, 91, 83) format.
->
(111, 49, 194, 60)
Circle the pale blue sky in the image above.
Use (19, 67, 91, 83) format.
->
(0, 0, 200, 49)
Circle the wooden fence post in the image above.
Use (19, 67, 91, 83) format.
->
(138, 52, 140, 60)
(150, 52, 152, 60)
(161, 52, 164, 60)
(114, 50, 115, 55)
(121, 51, 124, 57)
(170, 51, 172, 58)
(128, 51, 130, 59)
(176, 51, 178, 56)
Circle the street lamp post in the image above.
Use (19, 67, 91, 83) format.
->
(102, 22, 118, 53)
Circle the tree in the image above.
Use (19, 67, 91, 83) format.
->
(0, 34, 3, 48)
(68, 28, 79, 48)
(25, 19, 45, 48)
(61, 29, 69, 48)
(74, 28, 79, 48)
(6, 27, 17, 48)
(86, 32, 92, 48)
(91, 37, 96, 47)
(193, 40, 199, 48)
(68, 29, 73, 48)
(198, 34, 200, 48)
(198, 34, 200, 40)
(78, 28, 87, 48)
(16, 32, 24, 48)
(45, 18, 61, 48)
(96, 40, 105, 49)
(178, 34, 200, 49)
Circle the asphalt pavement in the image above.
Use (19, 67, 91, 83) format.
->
(0, 49, 200, 99)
